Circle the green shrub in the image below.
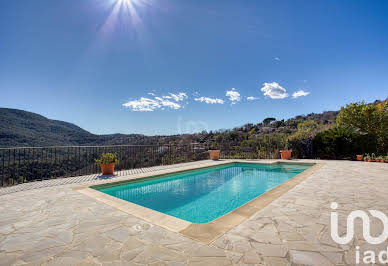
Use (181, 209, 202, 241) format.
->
(95, 153, 118, 165)
(313, 127, 379, 159)
(337, 101, 387, 154)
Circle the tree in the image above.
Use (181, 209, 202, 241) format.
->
(337, 101, 387, 153)
(287, 121, 326, 159)
(263, 117, 276, 125)
(272, 119, 285, 128)
(313, 127, 357, 159)
(288, 120, 323, 141)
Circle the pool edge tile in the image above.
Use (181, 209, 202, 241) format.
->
(78, 187, 191, 233)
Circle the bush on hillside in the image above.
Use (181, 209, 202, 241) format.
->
(337, 101, 387, 154)
(287, 121, 330, 159)
(313, 127, 378, 159)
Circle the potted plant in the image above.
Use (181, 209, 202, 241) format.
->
(384, 155, 388, 163)
(356, 154, 363, 161)
(364, 154, 370, 162)
(95, 153, 119, 175)
(369, 153, 376, 162)
(376, 156, 383, 162)
(208, 148, 221, 160)
(280, 142, 292, 160)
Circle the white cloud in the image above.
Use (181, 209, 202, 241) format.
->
(292, 90, 310, 98)
(122, 97, 161, 112)
(247, 96, 259, 100)
(274, 57, 280, 61)
(123, 92, 187, 111)
(194, 97, 224, 104)
(147, 92, 155, 96)
(168, 92, 188, 102)
(226, 88, 241, 104)
(154, 97, 181, 109)
(260, 82, 289, 99)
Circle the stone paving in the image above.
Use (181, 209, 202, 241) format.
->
(0, 160, 387, 265)
(0, 161, 218, 196)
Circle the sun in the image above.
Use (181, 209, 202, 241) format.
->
(100, 0, 148, 34)
(117, 0, 131, 5)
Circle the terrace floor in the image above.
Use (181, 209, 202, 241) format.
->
(0, 159, 387, 265)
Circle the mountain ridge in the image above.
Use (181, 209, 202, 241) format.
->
(0, 108, 156, 147)
(0, 106, 341, 147)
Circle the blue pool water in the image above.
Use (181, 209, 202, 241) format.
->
(96, 163, 312, 223)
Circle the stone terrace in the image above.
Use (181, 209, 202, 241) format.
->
(0, 160, 387, 265)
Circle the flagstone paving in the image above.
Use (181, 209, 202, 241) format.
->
(0, 160, 387, 265)
(0, 160, 223, 196)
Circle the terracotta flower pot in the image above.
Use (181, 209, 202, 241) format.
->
(208, 150, 221, 160)
(368, 159, 375, 162)
(280, 150, 292, 160)
(100, 163, 115, 175)
(356, 155, 363, 161)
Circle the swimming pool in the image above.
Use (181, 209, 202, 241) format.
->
(96, 162, 312, 223)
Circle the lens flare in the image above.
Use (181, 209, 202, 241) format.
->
(100, 0, 149, 35)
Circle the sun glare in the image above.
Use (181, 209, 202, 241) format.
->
(118, 0, 129, 3)
(100, 0, 148, 35)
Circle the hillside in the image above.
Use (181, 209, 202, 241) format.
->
(0, 107, 341, 147)
(0, 108, 161, 147)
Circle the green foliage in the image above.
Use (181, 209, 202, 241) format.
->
(313, 127, 379, 159)
(95, 153, 118, 165)
(239, 134, 288, 159)
(0, 108, 171, 147)
(215, 135, 224, 143)
(248, 128, 256, 136)
(263, 117, 276, 125)
(288, 121, 323, 141)
(337, 101, 387, 153)
(313, 128, 354, 159)
(287, 121, 331, 159)
(2, 100, 385, 164)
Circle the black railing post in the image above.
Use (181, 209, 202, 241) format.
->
(39, 148, 43, 181)
(12, 149, 16, 185)
(1, 150, 4, 187)
(54, 148, 57, 178)
(78, 146, 81, 176)
(8, 149, 11, 185)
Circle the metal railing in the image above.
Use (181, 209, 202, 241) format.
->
(0, 143, 280, 187)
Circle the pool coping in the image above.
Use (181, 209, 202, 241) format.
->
(75, 160, 324, 244)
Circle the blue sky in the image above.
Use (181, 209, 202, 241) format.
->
(0, 0, 387, 135)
